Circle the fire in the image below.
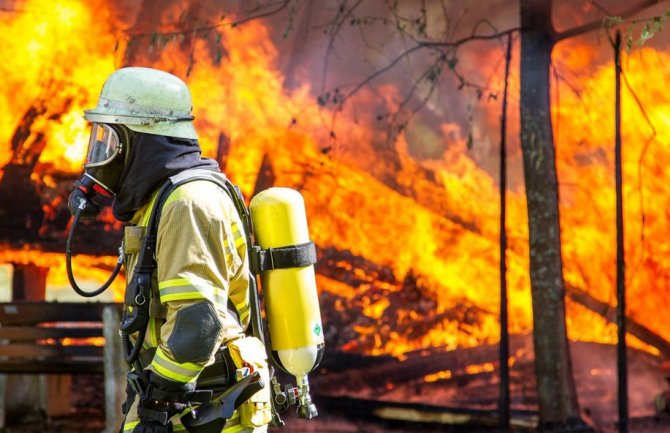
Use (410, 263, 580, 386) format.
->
(424, 362, 495, 383)
(41, 337, 105, 347)
(0, 0, 668, 361)
(464, 362, 495, 375)
(425, 370, 453, 383)
(61, 337, 105, 347)
(0, 0, 120, 174)
(554, 39, 670, 350)
(0, 248, 125, 302)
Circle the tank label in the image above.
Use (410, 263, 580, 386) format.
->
(312, 322, 322, 337)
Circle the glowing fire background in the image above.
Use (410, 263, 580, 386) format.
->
(2, 0, 670, 413)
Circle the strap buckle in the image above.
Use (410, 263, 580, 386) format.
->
(127, 371, 147, 395)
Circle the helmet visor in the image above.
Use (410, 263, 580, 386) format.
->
(84, 123, 121, 168)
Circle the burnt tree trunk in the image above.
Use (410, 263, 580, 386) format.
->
(519, 0, 583, 429)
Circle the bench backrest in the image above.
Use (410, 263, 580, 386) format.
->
(0, 302, 122, 374)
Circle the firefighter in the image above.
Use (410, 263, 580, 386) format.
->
(69, 67, 271, 433)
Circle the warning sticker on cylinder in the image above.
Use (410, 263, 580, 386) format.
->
(313, 323, 322, 337)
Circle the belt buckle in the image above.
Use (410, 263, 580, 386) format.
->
(127, 371, 146, 395)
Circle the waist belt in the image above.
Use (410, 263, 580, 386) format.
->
(137, 345, 236, 391)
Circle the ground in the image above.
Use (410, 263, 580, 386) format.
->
(4, 338, 670, 432)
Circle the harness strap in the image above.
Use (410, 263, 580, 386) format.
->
(251, 241, 317, 274)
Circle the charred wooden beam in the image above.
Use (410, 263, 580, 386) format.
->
(253, 153, 276, 197)
(316, 350, 395, 372)
(9, 102, 49, 169)
(216, 132, 231, 171)
(0, 97, 75, 240)
(0, 164, 43, 236)
(316, 335, 530, 392)
(566, 284, 670, 359)
(317, 246, 397, 286)
(312, 395, 538, 429)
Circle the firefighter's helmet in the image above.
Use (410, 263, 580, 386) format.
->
(84, 67, 197, 140)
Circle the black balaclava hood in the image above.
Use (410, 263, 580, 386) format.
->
(112, 132, 219, 222)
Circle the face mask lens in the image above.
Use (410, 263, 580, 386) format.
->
(85, 123, 120, 167)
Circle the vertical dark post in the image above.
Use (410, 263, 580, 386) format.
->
(216, 132, 231, 171)
(11, 264, 48, 301)
(498, 32, 513, 430)
(614, 30, 628, 433)
(103, 305, 127, 433)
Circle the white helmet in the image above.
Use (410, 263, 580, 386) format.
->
(84, 67, 197, 140)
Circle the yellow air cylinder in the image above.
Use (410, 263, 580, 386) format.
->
(249, 187, 324, 379)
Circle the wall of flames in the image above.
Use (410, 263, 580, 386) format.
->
(1, 0, 669, 359)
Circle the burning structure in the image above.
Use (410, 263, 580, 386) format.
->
(1, 0, 670, 431)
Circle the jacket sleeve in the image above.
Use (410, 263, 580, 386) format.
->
(145, 185, 245, 384)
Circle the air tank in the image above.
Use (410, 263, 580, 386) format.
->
(249, 187, 324, 418)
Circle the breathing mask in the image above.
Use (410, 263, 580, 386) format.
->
(84, 123, 129, 194)
(65, 122, 131, 298)
(67, 123, 131, 216)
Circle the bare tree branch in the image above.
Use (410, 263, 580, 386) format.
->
(351, 44, 418, 96)
(439, 0, 451, 39)
(590, 0, 615, 16)
(320, 0, 364, 95)
(382, 53, 445, 146)
(231, 0, 293, 28)
(621, 68, 656, 273)
(319, 13, 519, 141)
(122, 0, 292, 40)
(417, 27, 519, 48)
(555, 0, 665, 42)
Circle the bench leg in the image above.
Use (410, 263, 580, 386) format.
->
(0, 374, 5, 429)
(3, 374, 46, 424)
(46, 375, 72, 417)
(102, 306, 126, 433)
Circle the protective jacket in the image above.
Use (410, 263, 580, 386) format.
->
(121, 172, 269, 433)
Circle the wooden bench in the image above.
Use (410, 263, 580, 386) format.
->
(0, 301, 125, 431)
